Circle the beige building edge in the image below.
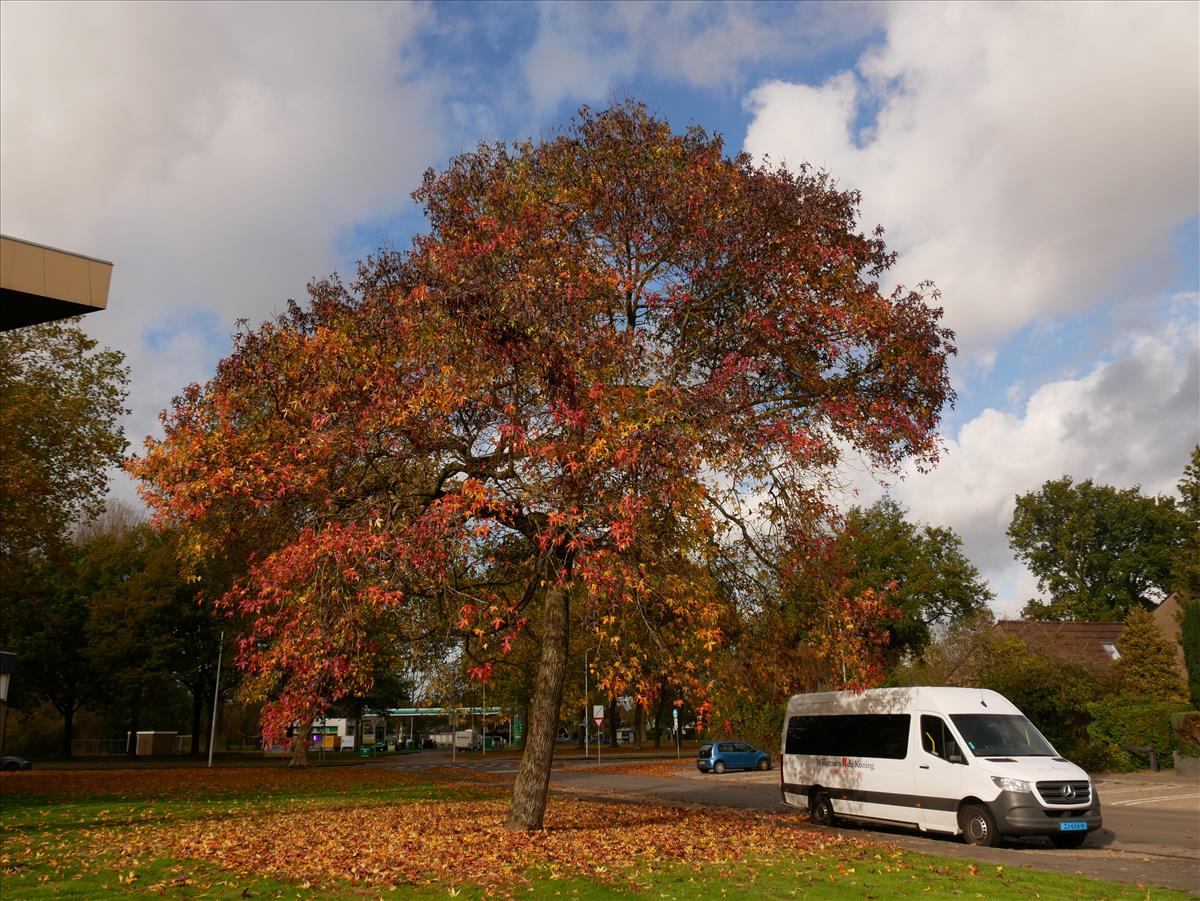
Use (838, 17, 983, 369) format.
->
(1, 234, 113, 331)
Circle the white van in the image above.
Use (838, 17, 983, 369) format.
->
(780, 687, 1101, 847)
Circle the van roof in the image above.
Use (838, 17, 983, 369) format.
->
(784, 687, 1020, 717)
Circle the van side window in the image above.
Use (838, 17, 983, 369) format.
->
(921, 715, 966, 765)
(785, 714, 910, 759)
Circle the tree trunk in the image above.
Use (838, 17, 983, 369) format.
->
(633, 704, 644, 751)
(653, 689, 669, 749)
(59, 699, 76, 758)
(289, 718, 313, 767)
(506, 578, 570, 830)
(606, 697, 618, 746)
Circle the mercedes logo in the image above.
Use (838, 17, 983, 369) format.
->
(1063, 784, 1076, 800)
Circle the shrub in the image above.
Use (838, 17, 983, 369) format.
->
(1087, 696, 1194, 771)
(974, 637, 1106, 764)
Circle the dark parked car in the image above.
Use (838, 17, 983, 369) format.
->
(697, 740, 771, 774)
(1, 755, 31, 771)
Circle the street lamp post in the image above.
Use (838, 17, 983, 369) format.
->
(207, 634, 223, 768)
(583, 646, 600, 760)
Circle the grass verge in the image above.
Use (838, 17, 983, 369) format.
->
(1, 768, 1188, 900)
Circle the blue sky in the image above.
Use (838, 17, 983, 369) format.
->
(2, 1, 1197, 616)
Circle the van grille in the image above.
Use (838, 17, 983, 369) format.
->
(1037, 780, 1091, 805)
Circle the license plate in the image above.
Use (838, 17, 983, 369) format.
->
(1059, 821, 1087, 831)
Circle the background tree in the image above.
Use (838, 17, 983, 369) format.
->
(1182, 601, 1200, 706)
(1172, 448, 1200, 704)
(838, 499, 992, 661)
(131, 101, 955, 830)
(709, 532, 901, 751)
(0, 318, 128, 573)
(3, 552, 106, 756)
(891, 607, 997, 687)
(1115, 607, 1188, 702)
(1008, 477, 1188, 621)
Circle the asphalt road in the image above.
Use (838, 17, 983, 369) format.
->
(380, 752, 1200, 895)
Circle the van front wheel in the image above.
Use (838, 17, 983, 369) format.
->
(959, 804, 1000, 847)
(810, 791, 836, 827)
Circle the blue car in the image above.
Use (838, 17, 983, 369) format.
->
(697, 740, 771, 774)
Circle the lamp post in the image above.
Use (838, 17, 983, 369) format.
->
(207, 633, 223, 768)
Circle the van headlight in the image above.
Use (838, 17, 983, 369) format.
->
(992, 776, 1033, 793)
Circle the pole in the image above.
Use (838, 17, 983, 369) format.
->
(482, 684, 486, 756)
(583, 648, 589, 760)
(207, 632, 224, 768)
(674, 704, 680, 760)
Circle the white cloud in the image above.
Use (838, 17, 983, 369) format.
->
(1, 2, 452, 501)
(743, 1, 1200, 359)
(2, 2, 446, 320)
(882, 312, 1199, 617)
(517, 1, 883, 116)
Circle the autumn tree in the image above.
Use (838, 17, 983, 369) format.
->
(1009, 477, 1189, 621)
(130, 101, 955, 830)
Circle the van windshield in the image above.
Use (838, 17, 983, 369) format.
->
(950, 714, 1057, 757)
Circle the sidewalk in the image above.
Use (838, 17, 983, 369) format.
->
(1093, 767, 1200, 787)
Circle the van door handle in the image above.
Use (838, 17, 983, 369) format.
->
(919, 764, 930, 769)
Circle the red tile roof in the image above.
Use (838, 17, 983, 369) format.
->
(994, 620, 1125, 671)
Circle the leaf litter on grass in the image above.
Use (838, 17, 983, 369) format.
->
(88, 796, 862, 895)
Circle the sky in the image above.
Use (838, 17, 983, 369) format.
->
(2, 0, 1197, 617)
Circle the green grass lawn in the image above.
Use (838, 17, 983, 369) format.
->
(1, 766, 1189, 900)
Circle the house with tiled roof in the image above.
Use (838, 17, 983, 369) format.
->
(995, 596, 1189, 681)
(994, 620, 1126, 675)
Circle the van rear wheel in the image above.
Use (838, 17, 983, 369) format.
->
(810, 791, 836, 827)
(959, 804, 1000, 847)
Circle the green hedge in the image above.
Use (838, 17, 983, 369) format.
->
(1169, 711, 1200, 756)
(1086, 696, 1194, 771)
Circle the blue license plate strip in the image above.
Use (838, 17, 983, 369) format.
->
(1059, 821, 1087, 831)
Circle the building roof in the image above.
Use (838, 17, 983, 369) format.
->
(1, 234, 113, 331)
(994, 620, 1126, 671)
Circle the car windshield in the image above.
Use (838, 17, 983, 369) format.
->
(698, 744, 712, 757)
(950, 714, 1057, 757)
